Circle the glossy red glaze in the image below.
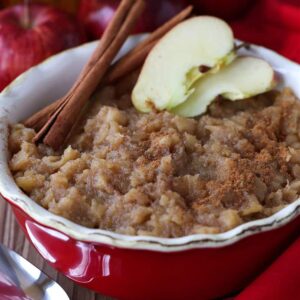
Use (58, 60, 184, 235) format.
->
(2, 197, 298, 300)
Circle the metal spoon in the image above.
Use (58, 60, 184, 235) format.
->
(0, 243, 69, 300)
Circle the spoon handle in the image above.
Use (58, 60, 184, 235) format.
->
(0, 243, 69, 300)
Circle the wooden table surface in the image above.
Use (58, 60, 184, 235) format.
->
(0, 198, 112, 300)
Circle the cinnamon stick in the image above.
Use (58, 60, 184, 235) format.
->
(24, 5, 193, 133)
(24, 100, 60, 131)
(24, 0, 139, 131)
(105, 40, 156, 84)
(35, 0, 145, 149)
(105, 5, 193, 84)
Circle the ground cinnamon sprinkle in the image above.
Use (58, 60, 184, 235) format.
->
(8, 87, 300, 237)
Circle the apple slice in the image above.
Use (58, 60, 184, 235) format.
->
(132, 16, 235, 112)
(172, 56, 276, 117)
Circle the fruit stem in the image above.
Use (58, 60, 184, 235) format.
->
(22, 0, 31, 29)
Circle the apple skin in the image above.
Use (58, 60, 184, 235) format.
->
(78, 0, 119, 39)
(190, 0, 255, 20)
(0, 4, 86, 91)
(78, 0, 189, 39)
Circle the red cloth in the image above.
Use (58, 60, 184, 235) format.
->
(236, 236, 300, 299)
(231, 0, 300, 63)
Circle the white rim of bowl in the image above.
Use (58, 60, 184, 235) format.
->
(0, 38, 300, 252)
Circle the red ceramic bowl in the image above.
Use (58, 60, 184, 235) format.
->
(0, 37, 300, 300)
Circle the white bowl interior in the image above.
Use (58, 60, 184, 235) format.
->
(0, 37, 300, 252)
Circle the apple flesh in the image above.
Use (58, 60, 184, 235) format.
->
(172, 56, 275, 117)
(78, 0, 189, 39)
(0, 4, 86, 91)
(132, 16, 235, 112)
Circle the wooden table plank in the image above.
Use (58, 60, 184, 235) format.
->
(0, 198, 112, 300)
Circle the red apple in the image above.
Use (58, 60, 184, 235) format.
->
(0, 4, 86, 91)
(78, 0, 189, 39)
(190, 0, 255, 20)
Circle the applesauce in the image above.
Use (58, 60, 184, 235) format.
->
(8, 86, 300, 237)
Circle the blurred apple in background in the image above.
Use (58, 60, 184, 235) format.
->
(78, 0, 189, 39)
(0, 4, 86, 91)
(190, 0, 254, 20)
